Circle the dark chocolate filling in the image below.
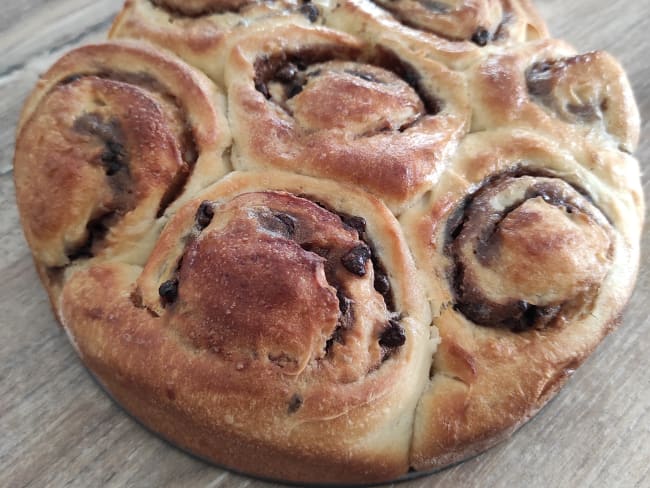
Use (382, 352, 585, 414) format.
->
(73, 113, 130, 178)
(65, 72, 199, 217)
(66, 211, 117, 261)
(445, 171, 607, 332)
(253, 45, 443, 118)
(525, 55, 606, 123)
(526, 60, 557, 97)
(417, 0, 451, 13)
(299, 196, 396, 312)
(288, 393, 303, 413)
(379, 319, 406, 348)
(298, 1, 319, 22)
(149, 0, 254, 17)
(196, 201, 216, 230)
(150, 0, 319, 19)
(55, 71, 201, 261)
(371, 46, 442, 115)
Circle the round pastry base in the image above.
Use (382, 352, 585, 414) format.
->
(82, 365, 559, 487)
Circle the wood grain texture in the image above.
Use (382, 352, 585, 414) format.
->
(0, 1, 648, 487)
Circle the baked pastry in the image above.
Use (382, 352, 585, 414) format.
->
(60, 170, 435, 483)
(467, 38, 640, 151)
(224, 23, 470, 212)
(13, 41, 230, 309)
(13, 0, 644, 484)
(109, 0, 324, 83)
(400, 129, 643, 468)
(326, 0, 549, 69)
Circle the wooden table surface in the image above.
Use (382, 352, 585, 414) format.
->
(1, 1, 648, 487)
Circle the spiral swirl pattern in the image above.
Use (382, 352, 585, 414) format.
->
(401, 130, 642, 469)
(14, 42, 230, 303)
(226, 24, 469, 212)
(60, 172, 433, 483)
(468, 39, 640, 152)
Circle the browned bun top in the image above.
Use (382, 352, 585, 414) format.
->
(469, 39, 640, 152)
(151, 0, 257, 15)
(449, 174, 613, 331)
(59, 171, 435, 483)
(109, 0, 316, 83)
(226, 23, 470, 213)
(401, 129, 643, 469)
(14, 41, 230, 275)
(326, 0, 549, 69)
(143, 191, 397, 380)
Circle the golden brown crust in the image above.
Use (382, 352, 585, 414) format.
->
(467, 39, 641, 152)
(59, 171, 435, 484)
(109, 0, 323, 84)
(14, 41, 230, 304)
(400, 129, 643, 469)
(325, 0, 549, 69)
(225, 23, 470, 213)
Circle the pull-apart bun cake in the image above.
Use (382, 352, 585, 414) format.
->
(13, 0, 643, 484)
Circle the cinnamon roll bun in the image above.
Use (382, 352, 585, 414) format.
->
(326, 0, 548, 69)
(400, 129, 643, 469)
(13, 41, 230, 306)
(109, 0, 328, 83)
(225, 24, 470, 213)
(468, 39, 640, 152)
(59, 171, 434, 483)
(12, 0, 645, 484)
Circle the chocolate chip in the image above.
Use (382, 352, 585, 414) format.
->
(341, 215, 367, 236)
(288, 393, 303, 413)
(195, 201, 214, 230)
(471, 27, 490, 46)
(526, 61, 555, 97)
(255, 81, 270, 99)
(299, 3, 319, 22)
(337, 288, 351, 315)
(374, 273, 391, 296)
(341, 244, 371, 276)
(101, 141, 126, 176)
(379, 320, 406, 348)
(276, 63, 298, 82)
(287, 83, 303, 98)
(159, 279, 179, 305)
